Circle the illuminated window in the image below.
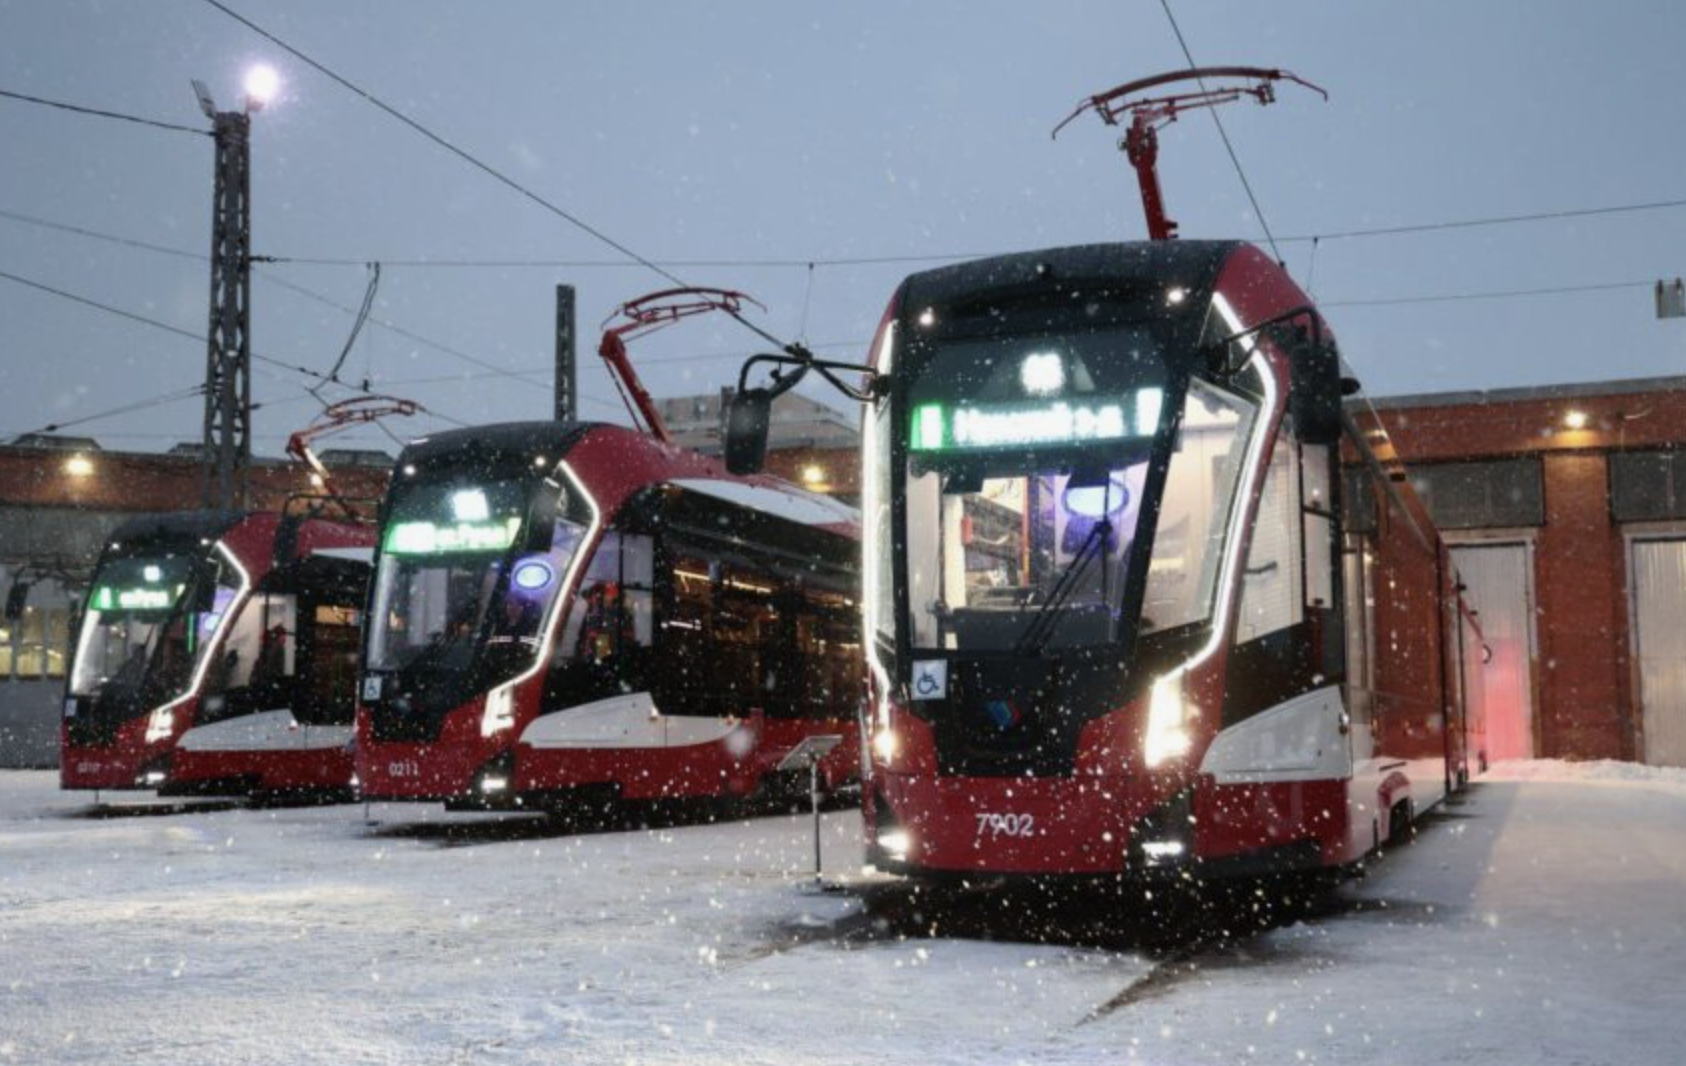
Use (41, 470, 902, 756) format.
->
(16, 610, 44, 679)
(0, 620, 12, 678)
(43, 609, 70, 679)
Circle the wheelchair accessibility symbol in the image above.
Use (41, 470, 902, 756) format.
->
(911, 660, 948, 701)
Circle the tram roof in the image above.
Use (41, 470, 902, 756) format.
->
(898, 240, 1245, 307)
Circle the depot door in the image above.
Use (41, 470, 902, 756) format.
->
(1449, 543, 1537, 763)
(1630, 538, 1686, 767)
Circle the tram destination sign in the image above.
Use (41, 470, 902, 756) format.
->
(88, 584, 185, 612)
(909, 388, 1163, 452)
(384, 516, 523, 556)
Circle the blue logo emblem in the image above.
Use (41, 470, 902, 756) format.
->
(983, 699, 1022, 732)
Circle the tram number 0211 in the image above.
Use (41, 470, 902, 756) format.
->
(975, 812, 1035, 839)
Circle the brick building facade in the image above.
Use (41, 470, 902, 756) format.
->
(1365, 375, 1686, 766)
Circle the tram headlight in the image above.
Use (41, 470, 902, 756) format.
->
(872, 727, 899, 765)
(144, 708, 175, 743)
(1144, 672, 1194, 768)
(481, 684, 516, 738)
(876, 828, 911, 861)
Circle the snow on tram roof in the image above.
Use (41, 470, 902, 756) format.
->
(669, 478, 858, 528)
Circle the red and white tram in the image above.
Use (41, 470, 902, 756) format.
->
(722, 68, 1487, 881)
(61, 507, 373, 798)
(354, 421, 863, 809)
(837, 239, 1482, 879)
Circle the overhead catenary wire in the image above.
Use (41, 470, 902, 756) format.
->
(258, 192, 1686, 265)
(0, 207, 556, 393)
(199, 0, 796, 354)
(0, 87, 210, 137)
(9, 197, 1682, 275)
(1321, 278, 1655, 308)
(310, 261, 381, 398)
(1156, 0, 1283, 262)
(0, 266, 473, 428)
(7, 383, 208, 441)
(4, 206, 1668, 335)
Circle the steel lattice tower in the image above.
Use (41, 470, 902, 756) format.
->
(201, 107, 253, 510)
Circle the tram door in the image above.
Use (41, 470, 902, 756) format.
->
(1630, 537, 1686, 768)
(1448, 543, 1537, 762)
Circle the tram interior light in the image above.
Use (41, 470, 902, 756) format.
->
(480, 775, 510, 794)
(1062, 474, 1130, 519)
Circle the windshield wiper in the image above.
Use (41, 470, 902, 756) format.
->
(1013, 517, 1110, 658)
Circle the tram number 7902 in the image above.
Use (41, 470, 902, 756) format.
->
(974, 812, 1036, 839)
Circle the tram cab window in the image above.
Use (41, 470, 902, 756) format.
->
(1236, 427, 1304, 643)
(201, 592, 294, 723)
(1142, 376, 1261, 634)
(561, 532, 654, 665)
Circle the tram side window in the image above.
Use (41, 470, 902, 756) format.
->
(660, 553, 780, 715)
(301, 604, 362, 724)
(1236, 428, 1304, 643)
(788, 586, 859, 720)
(1302, 443, 1336, 611)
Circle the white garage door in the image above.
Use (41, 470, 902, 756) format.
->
(1632, 538, 1686, 768)
(1450, 543, 1537, 762)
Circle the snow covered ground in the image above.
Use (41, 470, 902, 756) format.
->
(1, 764, 1683, 1065)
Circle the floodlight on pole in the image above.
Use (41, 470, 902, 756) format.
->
(243, 64, 280, 112)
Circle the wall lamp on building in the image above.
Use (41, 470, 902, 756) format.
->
(801, 464, 827, 487)
(1562, 410, 1590, 432)
(63, 454, 94, 478)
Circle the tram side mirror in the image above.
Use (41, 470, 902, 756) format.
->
(1290, 339, 1345, 445)
(724, 389, 773, 475)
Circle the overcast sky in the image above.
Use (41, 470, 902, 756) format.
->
(3, 1, 1684, 456)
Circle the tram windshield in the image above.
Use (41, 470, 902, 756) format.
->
(69, 548, 242, 707)
(366, 473, 589, 691)
(898, 324, 1261, 655)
